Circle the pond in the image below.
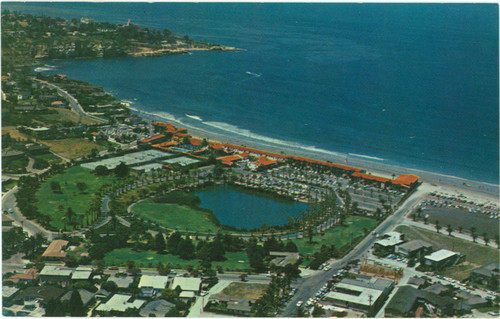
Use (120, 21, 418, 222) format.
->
(195, 184, 309, 229)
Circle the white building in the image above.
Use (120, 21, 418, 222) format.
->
(138, 275, 170, 297)
(95, 294, 145, 313)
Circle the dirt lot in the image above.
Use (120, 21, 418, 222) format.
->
(40, 138, 105, 160)
(218, 282, 267, 300)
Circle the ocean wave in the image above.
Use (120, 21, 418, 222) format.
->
(202, 121, 344, 158)
(348, 153, 385, 161)
(186, 114, 203, 121)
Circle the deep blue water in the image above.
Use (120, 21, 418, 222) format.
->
(4, 3, 499, 184)
(195, 184, 309, 229)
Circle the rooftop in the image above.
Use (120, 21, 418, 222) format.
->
(425, 249, 458, 262)
(138, 275, 170, 290)
(95, 294, 145, 312)
(171, 277, 201, 292)
(39, 265, 72, 277)
(42, 240, 69, 258)
(326, 284, 383, 307)
(398, 240, 432, 252)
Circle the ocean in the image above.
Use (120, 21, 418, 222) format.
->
(4, 2, 499, 184)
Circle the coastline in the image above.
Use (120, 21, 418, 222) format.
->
(130, 107, 499, 205)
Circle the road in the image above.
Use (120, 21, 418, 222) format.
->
(2, 186, 57, 241)
(280, 187, 428, 316)
(34, 78, 108, 124)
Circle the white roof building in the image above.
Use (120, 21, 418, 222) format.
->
(374, 231, 404, 248)
(71, 270, 92, 280)
(95, 294, 145, 313)
(425, 249, 458, 262)
(39, 265, 72, 277)
(171, 277, 202, 293)
(326, 284, 383, 308)
(138, 275, 170, 290)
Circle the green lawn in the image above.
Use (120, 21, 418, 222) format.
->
(131, 200, 221, 233)
(396, 225, 500, 281)
(35, 166, 116, 230)
(104, 248, 250, 271)
(293, 216, 377, 259)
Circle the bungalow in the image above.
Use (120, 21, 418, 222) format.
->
(4, 269, 38, 285)
(138, 275, 170, 297)
(139, 299, 176, 317)
(42, 239, 69, 260)
(95, 294, 145, 314)
(171, 277, 202, 297)
(13, 286, 65, 306)
(60, 289, 95, 307)
(207, 295, 253, 316)
(107, 274, 134, 290)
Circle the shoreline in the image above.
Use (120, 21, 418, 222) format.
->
(130, 107, 499, 205)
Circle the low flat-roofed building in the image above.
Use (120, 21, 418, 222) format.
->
(39, 265, 72, 286)
(138, 275, 170, 297)
(374, 232, 404, 255)
(324, 275, 394, 315)
(139, 299, 175, 317)
(5, 269, 39, 284)
(396, 240, 433, 259)
(42, 239, 69, 259)
(3, 287, 19, 299)
(13, 286, 65, 305)
(470, 262, 499, 285)
(71, 270, 93, 281)
(95, 294, 145, 313)
(171, 277, 201, 295)
(424, 249, 463, 269)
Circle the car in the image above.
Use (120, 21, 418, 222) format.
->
(296, 301, 303, 307)
(108, 266, 118, 270)
(488, 311, 499, 316)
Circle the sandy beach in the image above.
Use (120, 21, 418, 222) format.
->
(131, 108, 499, 206)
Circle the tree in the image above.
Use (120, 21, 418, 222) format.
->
(69, 289, 86, 316)
(470, 227, 477, 243)
(64, 255, 79, 268)
(284, 241, 298, 252)
(155, 232, 166, 253)
(178, 237, 196, 260)
(101, 281, 118, 293)
(65, 207, 76, 226)
(114, 162, 129, 178)
(240, 273, 248, 282)
(483, 232, 489, 246)
(50, 181, 62, 193)
(45, 298, 65, 316)
(435, 219, 441, 233)
(495, 234, 499, 249)
(167, 232, 182, 254)
(446, 224, 453, 236)
(94, 165, 109, 176)
(161, 288, 178, 302)
(76, 182, 87, 193)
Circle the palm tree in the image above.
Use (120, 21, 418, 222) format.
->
(470, 227, 477, 243)
(446, 224, 453, 236)
(483, 232, 489, 246)
(435, 219, 441, 233)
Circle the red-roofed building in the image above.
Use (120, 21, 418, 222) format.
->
(4, 269, 38, 284)
(217, 155, 243, 166)
(209, 142, 224, 150)
(255, 156, 277, 166)
(141, 134, 166, 144)
(352, 172, 392, 184)
(392, 174, 420, 188)
(190, 138, 202, 146)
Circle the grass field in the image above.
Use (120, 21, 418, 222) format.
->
(40, 107, 101, 126)
(40, 138, 106, 160)
(219, 282, 267, 300)
(294, 216, 377, 259)
(131, 200, 221, 233)
(2, 126, 29, 141)
(35, 166, 116, 230)
(104, 248, 250, 271)
(396, 225, 500, 281)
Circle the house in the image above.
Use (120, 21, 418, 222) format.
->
(269, 251, 300, 267)
(396, 240, 433, 260)
(208, 295, 254, 316)
(3, 287, 19, 301)
(71, 269, 93, 282)
(424, 249, 463, 269)
(39, 265, 72, 287)
(42, 239, 69, 260)
(4, 269, 38, 284)
(385, 285, 460, 317)
(423, 283, 449, 295)
(139, 299, 176, 317)
(107, 274, 134, 289)
(60, 289, 95, 307)
(95, 289, 111, 300)
(407, 277, 427, 289)
(373, 232, 404, 255)
(13, 286, 65, 306)
(470, 262, 499, 285)
(51, 100, 66, 108)
(95, 294, 145, 314)
(456, 291, 489, 309)
(324, 275, 394, 315)
(171, 277, 202, 296)
(138, 275, 170, 297)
